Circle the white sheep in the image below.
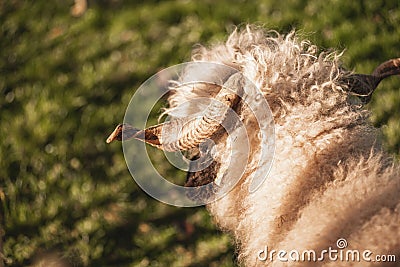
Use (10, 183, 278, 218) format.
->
(108, 25, 400, 266)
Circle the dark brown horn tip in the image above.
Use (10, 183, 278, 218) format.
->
(343, 57, 400, 104)
(106, 124, 124, 143)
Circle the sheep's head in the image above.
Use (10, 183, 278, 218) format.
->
(107, 67, 271, 202)
(107, 27, 400, 203)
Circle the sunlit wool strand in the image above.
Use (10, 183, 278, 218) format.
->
(164, 25, 400, 266)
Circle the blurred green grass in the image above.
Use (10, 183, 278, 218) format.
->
(1, 0, 399, 266)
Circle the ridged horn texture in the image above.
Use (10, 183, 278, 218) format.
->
(342, 58, 400, 103)
(106, 72, 244, 151)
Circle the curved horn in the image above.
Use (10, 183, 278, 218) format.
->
(342, 58, 400, 103)
(106, 72, 245, 151)
(106, 123, 161, 146)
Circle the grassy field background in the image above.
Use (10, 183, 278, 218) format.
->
(1, 0, 399, 266)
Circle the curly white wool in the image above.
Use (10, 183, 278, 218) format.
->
(165, 25, 400, 266)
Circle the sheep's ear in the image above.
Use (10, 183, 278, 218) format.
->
(343, 58, 400, 104)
